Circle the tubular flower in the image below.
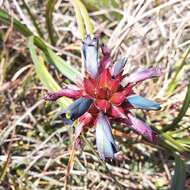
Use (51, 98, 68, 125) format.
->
(45, 35, 161, 160)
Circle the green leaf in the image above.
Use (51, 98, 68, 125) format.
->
(71, 0, 85, 39)
(167, 47, 190, 95)
(81, 0, 121, 20)
(46, 0, 58, 45)
(82, 0, 119, 9)
(159, 132, 189, 153)
(170, 155, 186, 190)
(27, 35, 81, 84)
(28, 36, 71, 108)
(44, 47, 82, 83)
(177, 138, 190, 145)
(0, 9, 32, 37)
(32, 36, 82, 84)
(164, 79, 190, 131)
(172, 80, 190, 125)
(73, 0, 94, 37)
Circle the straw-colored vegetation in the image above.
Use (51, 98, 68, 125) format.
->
(0, 0, 190, 189)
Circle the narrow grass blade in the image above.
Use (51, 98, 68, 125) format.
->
(0, 10, 46, 48)
(176, 139, 190, 149)
(21, 0, 44, 38)
(0, 9, 32, 37)
(167, 47, 190, 95)
(44, 48, 82, 83)
(29, 36, 82, 83)
(177, 138, 190, 145)
(164, 79, 190, 131)
(147, 125, 189, 155)
(159, 132, 189, 153)
(74, 0, 94, 37)
(0, 125, 15, 146)
(46, 0, 58, 45)
(71, 0, 85, 39)
(0, 146, 11, 182)
(28, 37, 70, 108)
(170, 155, 186, 190)
(171, 80, 190, 126)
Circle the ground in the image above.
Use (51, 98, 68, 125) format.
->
(0, 0, 190, 189)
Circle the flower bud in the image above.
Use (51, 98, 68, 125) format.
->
(82, 35, 99, 79)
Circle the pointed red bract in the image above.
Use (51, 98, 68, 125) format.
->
(75, 112, 93, 150)
(110, 92, 125, 106)
(98, 69, 112, 89)
(110, 106, 126, 119)
(78, 112, 93, 127)
(83, 77, 96, 97)
(88, 103, 99, 115)
(99, 44, 111, 71)
(94, 99, 111, 112)
(95, 88, 108, 99)
(122, 84, 133, 96)
(108, 74, 122, 92)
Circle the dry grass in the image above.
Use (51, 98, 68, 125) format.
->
(0, 0, 190, 189)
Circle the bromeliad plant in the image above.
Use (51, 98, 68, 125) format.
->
(45, 35, 161, 160)
(0, 1, 189, 189)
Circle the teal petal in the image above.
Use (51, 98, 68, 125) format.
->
(127, 95, 161, 110)
(60, 97, 93, 122)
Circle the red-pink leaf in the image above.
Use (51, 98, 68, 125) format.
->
(98, 69, 112, 88)
(78, 112, 93, 127)
(110, 106, 126, 119)
(83, 78, 96, 97)
(110, 92, 125, 105)
(122, 84, 133, 96)
(44, 89, 82, 101)
(127, 113, 156, 142)
(95, 88, 108, 99)
(108, 74, 122, 92)
(99, 44, 111, 70)
(122, 68, 161, 86)
(75, 112, 93, 150)
(95, 99, 111, 112)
